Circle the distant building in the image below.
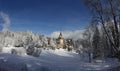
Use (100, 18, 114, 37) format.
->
(45, 32, 74, 50)
(56, 32, 65, 48)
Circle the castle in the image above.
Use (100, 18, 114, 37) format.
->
(56, 32, 74, 50)
(45, 32, 74, 50)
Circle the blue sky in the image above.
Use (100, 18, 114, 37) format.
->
(0, 0, 91, 35)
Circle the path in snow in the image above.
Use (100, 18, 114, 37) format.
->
(39, 49, 82, 71)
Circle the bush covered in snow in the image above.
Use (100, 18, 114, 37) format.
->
(26, 46, 42, 57)
(1, 45, 43, 57)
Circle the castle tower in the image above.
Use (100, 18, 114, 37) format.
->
(56, 32, 64, 48)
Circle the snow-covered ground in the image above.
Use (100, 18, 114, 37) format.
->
(0, 48, 120, 71)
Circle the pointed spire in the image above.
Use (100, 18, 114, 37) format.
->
(59, 32, 63, 39)
(60, 32, 62, 36)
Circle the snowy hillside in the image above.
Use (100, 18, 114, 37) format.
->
(0, 49, 120, 71)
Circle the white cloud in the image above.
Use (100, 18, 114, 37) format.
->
(51, 30, 85, 40)
(0, 12, 10, 31)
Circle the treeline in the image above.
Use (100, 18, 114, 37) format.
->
(0, 30, 47, 48)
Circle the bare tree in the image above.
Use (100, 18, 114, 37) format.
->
(83, 0, 120, 58)
(82, 24, 95, 62)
